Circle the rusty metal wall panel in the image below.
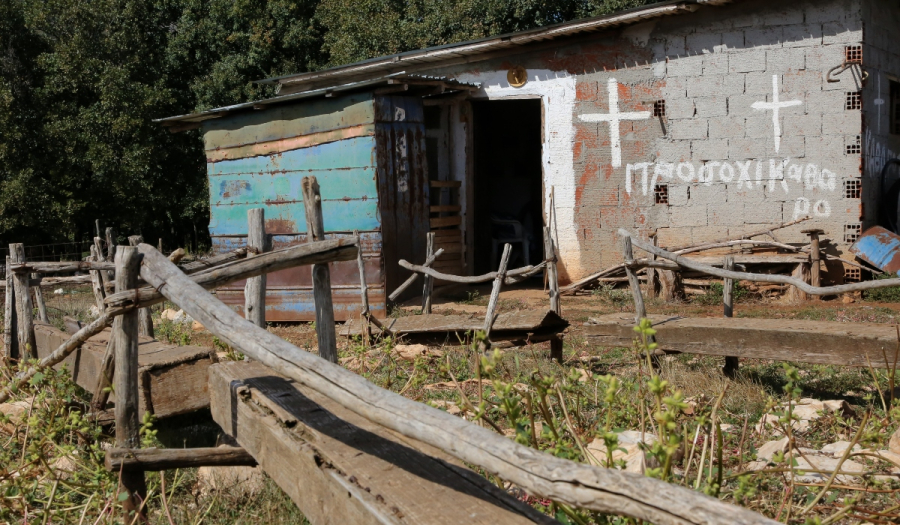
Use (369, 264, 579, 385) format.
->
(213, 232, 385, 322)
(374, 96, 430, 300)
(203, 93, 376, 159)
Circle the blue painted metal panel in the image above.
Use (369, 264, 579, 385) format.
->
(850, 226, 900, 273)
(209, 199, 379, 235)
(211, 168, 377, 206)
(208, 136, 375, 174)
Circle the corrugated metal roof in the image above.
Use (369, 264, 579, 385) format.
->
(259, 0, 725, 92)
(156, 73, 479, 126)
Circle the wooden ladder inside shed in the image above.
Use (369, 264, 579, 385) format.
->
(429, 180, 464, 278)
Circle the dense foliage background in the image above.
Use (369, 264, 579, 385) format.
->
(0, 0, 651, 251)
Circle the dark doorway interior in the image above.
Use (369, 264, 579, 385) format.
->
(472, 99, 543, 274)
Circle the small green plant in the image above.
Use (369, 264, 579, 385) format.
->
(863, 272, 900, 302)
(694, 281, 751, 306)
(591, 283, 631, 305)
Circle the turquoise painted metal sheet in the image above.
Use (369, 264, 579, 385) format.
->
(850, 226, 900, 273)
(211, 168, 377, 206)
(208, 136, 376, 174)
(210, 199, 379, 235)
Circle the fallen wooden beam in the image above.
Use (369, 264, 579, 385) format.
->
(584, 314, 900, 368)
(105, 446, 257, 471)
(210, 361, 554, 525)
(338, 310, 568, 339)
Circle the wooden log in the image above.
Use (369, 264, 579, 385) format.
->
(722, 256, 738, 377)
(620, 229, 900, 296)
(0, 312, 114, 404)
(167, 248, 186, 264)
(11, 261, 116, 273)
(103, 239, 357, 312)
(302, 176, 337, 363)
(32, 274, 50, 324)
(0, 275, 94, 288)
(353, 230, 371, 343)
(244, 209, 267, 328)
(422, 232, 435, 314)
(10, 244, 36, 360)
(4, 256, 17, 360)
(135, 244, 773, 525)
(88, 245, 106, 312)
(387, 248, 445, 302)
(622, 237, 646, 327)
(398, 257, 546, 285)
(129, 236, 154, 338)
(646, 235, 658, 299)
(211, 361, 554, 525)
(482, 244, 511, 341)
(104, 227, 116, 282)
(544, 227, 563, 362)
(112, 245, 147, 517)
(105, 446, 256, 471)
(667, 216, 812, 252)
(803, 228, 824, 295)
(179, 248, 247, 273)
(92, 324, 116, 411)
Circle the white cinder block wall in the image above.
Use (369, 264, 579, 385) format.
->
(430, 0, 876, 282)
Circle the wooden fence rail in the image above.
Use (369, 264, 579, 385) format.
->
(134, 242, 775, 525)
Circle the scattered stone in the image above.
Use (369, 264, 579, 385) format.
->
(428, 399, 463, 417)
(821, 440, 862, 458)
(573, 368, 591, 383)
(822, 399, 854, 416)
(161, 308, 179, 321)
(53, 288, 64, 295)
(890, 425, 900, 455)
(790, 455, 865, 485)
(587, 431, 657, 474)
(49, 453, 79, 479)
(873, 450, 900, 475)
(161, 308, 193, 324)
(393, 344, 444, 362)
(191, 320, 205, 331)
(755, 437, 789, 462)
(0, 398, 33, 432)
(197, 449, 266, 496)
(841, 295, 855, 304)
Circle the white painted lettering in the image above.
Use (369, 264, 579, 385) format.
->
(677, 162, 695, 182)
(719, 162, 735, 183)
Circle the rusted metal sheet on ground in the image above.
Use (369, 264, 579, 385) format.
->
(850, 226, 900, 273)
(340, 309, 568, 337)
(375, 96, 430, 302)
(214, 232, 386, 322)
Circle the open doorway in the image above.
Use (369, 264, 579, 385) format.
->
(472, 99, 543, 274)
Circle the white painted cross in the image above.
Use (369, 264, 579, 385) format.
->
(578, 78, 651, 168)
(751, 75, 802, 154)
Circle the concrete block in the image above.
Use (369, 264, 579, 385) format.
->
(822, 21, 863, 45)
(745, 72, 779, 95)
(686, 33, 722, 55)
(690, 226, 732, 244)
(727, 179, 767, 203)
(767, 48, 806, 71)
(689, 182, 728, 204)
(730, 137, 769, 160)
(821, 111, 862, 136)
(805, 3, 850, 25)
(770, 135, 806, 157)
(692, 139, 729, 161)
(744, 200, 784, 224)
(782, 24, 824, 48)
(669, 119, 708, 140)
(761, 6, 804, 26)
(653, 140, 692, 163)
(822, 69, 863, 92)
(665, 97, 695, 119)
(719, 31, 744, 52)
(708, 116, 746, 139)
(668, 184, 689, 206)
(745, 115, 776, 139)
(661, 77, 688, 99)
(666, 36, 686, 57)
(656, 226, 693, 248)
(805, 45, 846, 72)
(728, 94, 762, 117)
(744, 27, 784, 51)
(671, 204, 708, 227)
(651, 59, 666, 79)
(782, 70, 823, 94)
(694, 96, 728, 118)
(708, 202, 746, 226)
(731, 11, 760, 29)
(702, 53, 729, 75)
(686, 75, 744, 98)
(729, 49, 767, 73)
(783, 113, 822, 137)
(805, 135, 847, 160)
(667, 55, 704, 77)
(807, 90, 850, 113)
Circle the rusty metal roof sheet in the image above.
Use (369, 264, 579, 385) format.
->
(156, 73, 479, 127)
(257, 0, 723, 92)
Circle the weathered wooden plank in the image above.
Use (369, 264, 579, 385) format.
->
(245, 208, 267, 327)
(429, 205, 461, 213)
(340, 310, 568, 337)
(210, 361, 554, 525)
(106, 446, 256, 472)
(10, 244, 36, 360)
(32, 274, 50, 324)
(429, 180, 461, 188)
(32, 324, 215, 418)
(584, 313, 900, 368)
(429, 216, 461, 228)
(128, 236, 154, 338)
(4, 257, 16, 360)
(302, 176, 338, 363)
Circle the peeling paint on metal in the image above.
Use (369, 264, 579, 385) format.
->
(850, 226, 900, 273)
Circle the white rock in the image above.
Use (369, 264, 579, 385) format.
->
(821, 440, 862, 458)
(890, 425, 900, 455)
(822, 399, 852, 414)
(873, 450, 900, 475)
(53, 288, 64, 295)
(0, 398, 32, 432)
(197, 463, 266, 496)
(393, 344, 443, 362)
(161, 308, 179, 321)
(755, 438, 789, 462)
(587, 431, 657, 474)
(790, 455, 865, 485)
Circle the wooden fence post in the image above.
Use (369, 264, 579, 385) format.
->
(10, 244, 36, 360)
(113, 245, 147, 518)
(104, 227, 117, 284)
(544, 227, 563, 362)
(89, 245, 106, 312)
(32, 274, 50, 324)
(302, 176, 337, 363)
(623, 236, 657, 366)
(4, 256, 17, 360)
(245, 209, 267, 328)
(353, 230, 371, 344)
(422, 232, 435, 314)
(722, 255, 739, 377)
(646, 234, 658, 299)
(482, 243, 511, 345)
(128, 236, 154, 338)
(802, 228, 824, 300)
